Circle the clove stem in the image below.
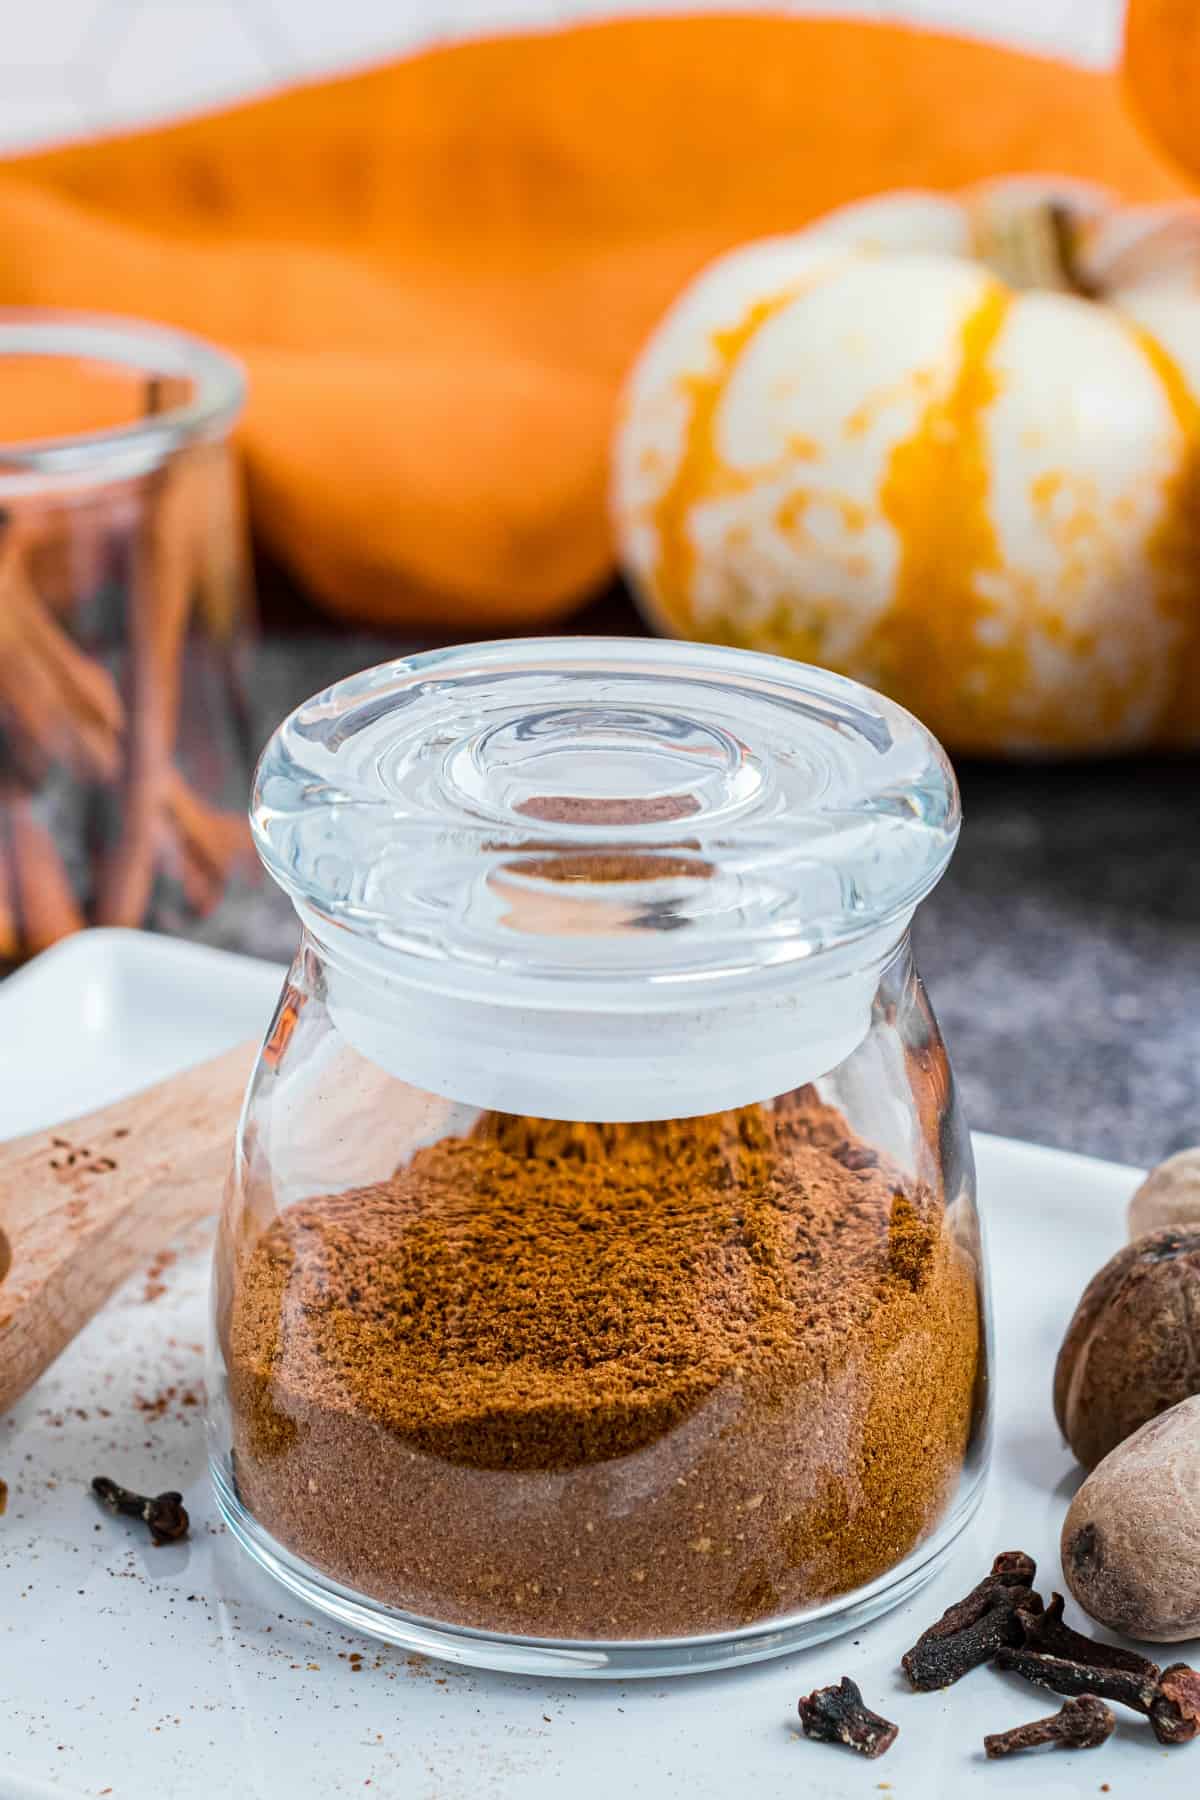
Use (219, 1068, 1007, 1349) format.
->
(996, 1646, 1159, 1717)
(91, 1475, 189, 1546)
(1020, 1593, 1160, 1683)
(985, 1695, 1115, 1757)
(902, 1552, 1039, 1690)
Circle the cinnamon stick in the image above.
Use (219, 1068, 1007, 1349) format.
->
(162, 767, 253, 919)
(0, 797, 20, 964)
(1, 435, 251, 949)
(1, 785, 85, 955)
(0, 529, 124, 784)
(93, 457, 195, 926)
(19, 494, 117, 619)
(191, 444, 251, 643)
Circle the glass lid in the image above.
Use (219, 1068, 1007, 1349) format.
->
(252, 638, 959, 1006)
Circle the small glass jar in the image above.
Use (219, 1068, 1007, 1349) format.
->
(209, 639, 990, 1677)
(0, 310, 254, 966)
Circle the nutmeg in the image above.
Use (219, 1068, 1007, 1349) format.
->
(1129, 1147, 1200, 1241)
(1054, 1226, 1200, 1470)
(1062, 1395, 1200, 1643)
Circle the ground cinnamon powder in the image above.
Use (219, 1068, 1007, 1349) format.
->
(224, 1089, 981, 1639)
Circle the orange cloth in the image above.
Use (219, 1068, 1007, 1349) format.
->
(0, 16, 1183, 629)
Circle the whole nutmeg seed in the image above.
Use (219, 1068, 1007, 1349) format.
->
(1129, 1147, 1200, 1241)
(1054, 1226, 1200, 1470)
(1062, 1395, 1200, 1643)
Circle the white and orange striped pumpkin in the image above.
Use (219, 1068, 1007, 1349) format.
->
(613, 180, 1200, 755)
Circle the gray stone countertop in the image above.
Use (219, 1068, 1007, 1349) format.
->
(217, 626, 1200, 1173)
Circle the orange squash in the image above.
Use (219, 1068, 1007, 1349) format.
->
(1125, 0, 1200, 180)
(0, 18, 1186, 630)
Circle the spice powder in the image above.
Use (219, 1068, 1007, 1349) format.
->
(224, 1089, 981, 1639)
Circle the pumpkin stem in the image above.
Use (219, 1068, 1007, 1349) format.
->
(976, 203, 1097, 300)
(1046, 204, 1100, 299)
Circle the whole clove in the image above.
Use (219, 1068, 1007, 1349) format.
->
(797, 1677, 898, 1759)
(984, 1695, 1116, 1758)
(91, 1475, 189, 1546)
(901, 1551, 1040, 1690)
(1150, 1664, 1200, 1746)
(996, 1645, 1159, 1717)
(901, 1544, 1199, 1762)
(903, 1598, 1027, 1691)
(1019, 1593, 1161, 1682)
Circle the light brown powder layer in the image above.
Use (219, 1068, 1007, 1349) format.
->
(224, 1093, 982, 1639)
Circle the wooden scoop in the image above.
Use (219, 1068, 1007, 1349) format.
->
(0, 1040, 254, 1414)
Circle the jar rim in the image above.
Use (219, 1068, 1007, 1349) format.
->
(253, 637, 960, 1007)
(0, 308, 244, 495)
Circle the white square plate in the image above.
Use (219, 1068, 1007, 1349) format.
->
(1, 929, 1195, 1799)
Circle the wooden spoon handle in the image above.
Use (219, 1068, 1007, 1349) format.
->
(0, 1039, 255, 1414)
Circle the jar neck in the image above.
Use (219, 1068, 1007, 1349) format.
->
(875, 929, 917, 1002)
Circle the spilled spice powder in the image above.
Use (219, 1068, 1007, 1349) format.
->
(224, 1089, 981, 1639)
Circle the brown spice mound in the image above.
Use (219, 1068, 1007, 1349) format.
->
(224, 1091, 981, 1639)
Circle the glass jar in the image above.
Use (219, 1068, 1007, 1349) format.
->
(0, 310, 254, 967)
(209, 639, 990, 1677)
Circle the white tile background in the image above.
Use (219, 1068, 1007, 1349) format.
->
(0, 0, 1125, 156)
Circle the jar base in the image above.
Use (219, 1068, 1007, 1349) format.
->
(211, 1453, 990, 1679)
